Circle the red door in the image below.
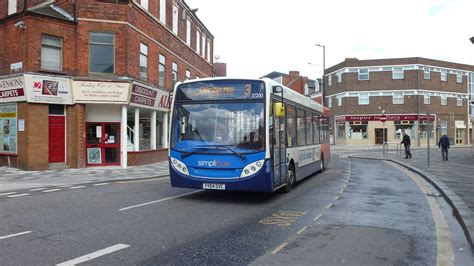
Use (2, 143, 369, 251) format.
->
(49, 116, 66, 163)
(86, 122, 121, 166)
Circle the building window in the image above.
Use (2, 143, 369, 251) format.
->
(140, 43, 148, 81)
(172, 62, 178, 87)
(393, 92, 404, 104)
(159, 54, 166, 87)
(186, 69, 191, 80)
(41, 35, 62, 71)
(328, 75, 332, 86)
(8, 0, 17, 15)
(141, 0, 148, 10)
(196, 30, 201, 53)
(327, 97, 332, 108)
(172, 5, 178, 35)
(456, 72, 462, 83)
(358, 68, 369, 80)
(207, 40, 211, 62)
(358, 93, 369, 105)
(457, 95, 463, 106)
(159, 0, 166, 24)
(186, 19, 191, 46)
(348, 122, 368, 139)
(337, 72, 342, 83)
(424, 67, 430, 79)
(441, 70, 447, 81)
(337, 96, 342, 106)
(89, 32, 115, 74)
(441, 95, 447, 105)
(392, 67, 404, 79)
(424, 94, 430, 104)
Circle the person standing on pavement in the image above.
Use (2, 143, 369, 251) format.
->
(438, 134, 450, 161)
(400, 131, 412, 159)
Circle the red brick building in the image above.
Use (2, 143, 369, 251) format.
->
(324, 57, 473, 146)
(0, 0, 214, 170)
(262, 71, 322, 104)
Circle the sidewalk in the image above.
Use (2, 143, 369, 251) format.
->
(0, 161, 170, 192)
(336, 145, 474, 248)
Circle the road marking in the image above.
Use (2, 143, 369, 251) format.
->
(271, 242, 288, 254)
(314, 214, 322, 221)
(29, 188, 47, 191)
(69, 186, 87, 189)
(388, 162, 454, 266)
(7, 193, 30, 198)
(56, 243, 130, 266)
(0, 231, 31, 240)
(116, 179, 159, 184)
(340, 188, 345, 194)
(42, 189, 62, 193)
(335, 195, 340, 200)
(0, 192, 17, 196)
(119, 191, 201, 211)
(93, 183, 109, 186)
(326, 203, 333, 209)
(57, 185, 72, 188)
(259, 210, 306, 227)
(297, 225, 308, 235)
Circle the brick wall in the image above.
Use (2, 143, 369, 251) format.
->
(66, 104, 85, 168)
(127, 148, 168, 166)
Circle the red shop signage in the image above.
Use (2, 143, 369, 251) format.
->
(342, 114, 435, 122)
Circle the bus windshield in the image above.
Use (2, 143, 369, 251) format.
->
(171, 102, 265, 153)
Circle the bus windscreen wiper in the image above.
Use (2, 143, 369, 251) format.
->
(195, 144, 247, 160)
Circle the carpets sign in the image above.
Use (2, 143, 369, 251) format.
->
(129, 82, 170, 111)
(0, 76, 26, 103)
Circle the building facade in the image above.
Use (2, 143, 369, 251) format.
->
(324, 58, 473, 146)
(0, 0, 213, 170)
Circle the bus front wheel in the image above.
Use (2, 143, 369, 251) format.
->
(320, 154, 325, 172)
(283, 164, 296, 193)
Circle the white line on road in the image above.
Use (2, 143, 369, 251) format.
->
(0, 192, 17, 196)
(314, 214, 322, 221)
(7, 193, 30, 198)
(297, 225, 308, 235)
(29, 188, 47, 191)
(56, 243, 130, 266)
(92, 183, 109, 186)
(42, 189, 62, 193)
(271, 242, 288, 254)
(0, 231, 32, 240)
(119, 190, 201, 211)
(69, 186, 87, 189)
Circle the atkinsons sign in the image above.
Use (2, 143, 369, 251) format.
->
(129, 82, 170, 111)
(0, 75, 26, 103)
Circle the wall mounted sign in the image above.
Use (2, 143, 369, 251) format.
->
(0, 76, 26, 103)
(129, 82, 170, 111)
(340, 114, 436, 122)
(24, 74, 73, 104)
(73, 81, 130, 104)
(0, 103, 17, 154)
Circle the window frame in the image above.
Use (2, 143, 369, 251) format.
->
(441, 70, 447, 81)
(186, 19, 191, 46)
(41, 34, 63, 72)
(158, 54, 166, 87)
(172, 5, 179, 35)
(139, 42, 148, 81)
(392, 67, 404, 79)
(358, 93, 369, 105)
(457, 95, 463, 106)
(159, 0, 166, 24)
(456, 72, 462, 83)
(424, 67, 430, 79)
(89, 31, 115, 74)
(196, 30, 201, 54)
(141, 0, 149, 10)
(424, 94, 430, 104)
(393, 92, 404, 104)
(441, 95, 448, 105)
(358, 68, 369, 80)
(172, 61, 178, 87)
(185, 69, 191, 80)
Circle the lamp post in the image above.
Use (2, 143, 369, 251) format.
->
(315, 44, 326, 101)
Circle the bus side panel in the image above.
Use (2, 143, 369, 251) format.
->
(321, 143, 330, 166)
(169, 160, 274, 193)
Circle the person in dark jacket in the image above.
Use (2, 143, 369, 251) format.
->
(400, 131, 412, 159)
(438, 134, 450, 161)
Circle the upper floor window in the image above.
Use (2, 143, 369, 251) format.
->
(172, 62, 178, 87)
(392, 67, 404, 79)
(186, 19, 191, 46)
(393, 92, 404, 104)
(207, 40, 211, 62)
(456, 72, 462, 83)
(358, 93, 369, 105)
(328, 75, 332, 86)
(201, 35, 206, 57)
(172, 5, 179, 35)
(424, 94, 430, 104)
(457, 95, 463, 106)
(140, 42, 148, 81)
(41, 35, 62, 71)
(186, 69, 191, 80)
(89, 32, 114, 74)
(441, 70, 447, 81)
(441, 95, 447, 105)
(327, 97, 332, 108)
(159, 0, 166, 24)
(8, 0, 17, 15)
(424, 67, 430, 79)
(337, 96, 342, 106)
(159, 54, 166, 87)
(141, 0, 149, 10)
(196, 30, 201, 54)
(358, 68, 369, 80)
(337, 72, 342, 83)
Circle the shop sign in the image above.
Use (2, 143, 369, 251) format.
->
(0, 103, 17, 154)
(73, 81, 130, 104)
(129, 82, 170, 111)
(0, 76, 26, 103)
(344, 114, 435, 122)
(24, 74, 73, 105)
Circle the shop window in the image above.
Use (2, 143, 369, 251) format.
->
(392, 67, 404, 79)
(358, 68, 369, 80)
(286, 105, 296, 147)
(296, 108, 305, 146)
(159, 54, 166, 87)
(140, 42, 148, 81)
(172, 62, 178, 87)
(89, 32, 115, 74)
(337, 123, 345, 139)
(139, 110, 151, 150)
(439, 121, 448, 136)
(394, 121, 414, 140)
(419, 122, 434, 139)
(41, 35, 62, 71)
(348, 122, 368, 139)
(393, 92, 404, 104)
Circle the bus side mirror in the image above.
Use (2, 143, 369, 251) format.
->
(275, 102, 285, 117)
(273, 86, 283, 93)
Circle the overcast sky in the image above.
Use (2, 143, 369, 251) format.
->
(186, 0, 474, 80)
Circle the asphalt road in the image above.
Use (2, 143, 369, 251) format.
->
(1, 155, 472, 265)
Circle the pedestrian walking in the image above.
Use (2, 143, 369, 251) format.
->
(400, 131, 412, 159)
(438, 134, 450, 161)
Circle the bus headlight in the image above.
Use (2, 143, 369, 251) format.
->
(170, 157, 189, 176)
(240, 159, 265, 178)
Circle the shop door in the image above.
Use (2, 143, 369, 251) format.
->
(49, 116, 65, 163)
(455, 129, 464, 144)
(86, 122, 121, 166)
(374, 128, 387, 144)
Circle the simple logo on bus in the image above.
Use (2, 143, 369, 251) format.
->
(198, 160, 230, 167)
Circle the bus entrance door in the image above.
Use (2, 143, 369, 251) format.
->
(271, 100, 287, 189)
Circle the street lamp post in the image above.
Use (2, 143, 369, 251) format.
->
(315, 44, 326, 100)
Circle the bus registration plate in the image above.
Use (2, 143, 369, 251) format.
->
(203, 183, 226, 190)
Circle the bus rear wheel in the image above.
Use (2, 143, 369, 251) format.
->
(283, 165, 295, 193)
(320, 154, 325, 172)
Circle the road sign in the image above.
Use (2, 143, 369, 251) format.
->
(379, 114, 387, 123)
